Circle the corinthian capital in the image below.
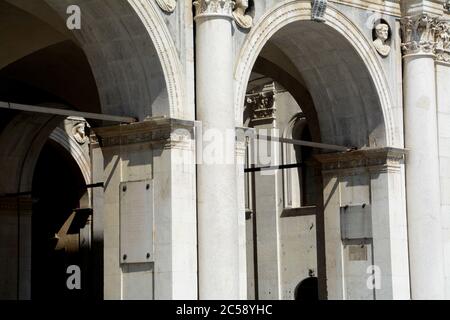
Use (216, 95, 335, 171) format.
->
(156, 0, 176, 13)
(401, 14, 438, 55)
(193, 0, 235, 19)
(435, 20, 450, 63)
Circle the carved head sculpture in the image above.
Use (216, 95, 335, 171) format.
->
(374, 22, 391, 57)
(375, 23, 389, 42)
(235, 0, 248, 13)
(72, 122, 88, 144)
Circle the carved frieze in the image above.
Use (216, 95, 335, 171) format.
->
(92, 117, 196, 150)
(314, 148, 406, 173)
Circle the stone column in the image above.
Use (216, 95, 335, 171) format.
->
(401, 14, 445, 299)
(435, 20, 450, 298)
(194, 0, 240, 299)
(93, 118, 197, 300)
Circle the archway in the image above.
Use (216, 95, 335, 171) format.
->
(0, 0, 176, 299)
(237, 1, 392, 300)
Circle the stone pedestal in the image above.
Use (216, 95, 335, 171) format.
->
(93, 117, 197, 299)
(194, 0, 240, 299)
(316, 148, 410, 300)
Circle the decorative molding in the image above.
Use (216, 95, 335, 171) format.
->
(233, 0, 253, 29)
(245, 83, 276, 126)
(155, 0, 176, 13)
(92, 117, 197, 150)
(314, 147, 406, 172)
(193, 0, 235, 19)
(311, 0, 327, 22)
(129, 0, 184, 118)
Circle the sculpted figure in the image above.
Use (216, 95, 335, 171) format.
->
(373, 23, 391, 57)
(156, 0, 176, 13)
(233, 0, 253, 29)
(72, 122, 88, 145)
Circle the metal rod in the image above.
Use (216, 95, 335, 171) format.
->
(256, 133, 352, 152)
(0, 101, 137, 123)
(244, 163, 303, 173)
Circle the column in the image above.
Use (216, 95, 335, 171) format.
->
(435, 22, 450, 298)
(401, 14, 445, 299)
(93, 118, 197, 300)
(194, 0, 240, 299)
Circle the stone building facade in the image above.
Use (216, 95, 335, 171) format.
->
(0, 0, 450, 300)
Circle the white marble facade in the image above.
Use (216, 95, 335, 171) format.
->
(2, 0, 450, 300)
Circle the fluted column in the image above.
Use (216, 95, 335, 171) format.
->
(194, 0, 240, 299)
(401, 14, 445, 299)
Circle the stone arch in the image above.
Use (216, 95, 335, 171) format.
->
(49, 126, 91, 185)
(39, 0, 185, 119)
(234, 0, 396, 148)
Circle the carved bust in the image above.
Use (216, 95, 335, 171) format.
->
(156, 0, 176, 13)
(373, 23, 391, 57)
(72, 122, 88, 145)
(233, 0, 253, 29)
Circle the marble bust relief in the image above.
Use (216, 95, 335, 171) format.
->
(373, 23, 391, 57)
(233, 0, 253, 29)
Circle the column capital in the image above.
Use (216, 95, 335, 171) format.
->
(244, 83, 277, 127)
(435, 20, 450, 63)
(193, 0, 235, 20)
(401, 14, 439, 56)
(91, 117, 197, 150)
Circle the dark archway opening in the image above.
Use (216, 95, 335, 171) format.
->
(294, 277, 319, 301)
(31, 140, 93, 300)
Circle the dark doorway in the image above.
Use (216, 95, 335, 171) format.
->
(294, 277, 319, 301)
(31, 139, 93, 300)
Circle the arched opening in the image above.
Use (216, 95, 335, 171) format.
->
(0, 0, 174, 300)
(31, 140, 90, 300)
(240, 9, 388, 300)
(294, 277, 319, 301)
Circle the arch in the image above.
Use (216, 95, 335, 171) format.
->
(4, 0, 185, 119)
(49, 126, 91, 185)
(234, 0, 396, 147)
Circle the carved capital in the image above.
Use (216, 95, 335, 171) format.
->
(245, 84, 276, 126)
(401, 14, 439, 55)
(156, 0, 176, 13)
(193, 0, 235, 19)
(435, 20, 450, 63)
